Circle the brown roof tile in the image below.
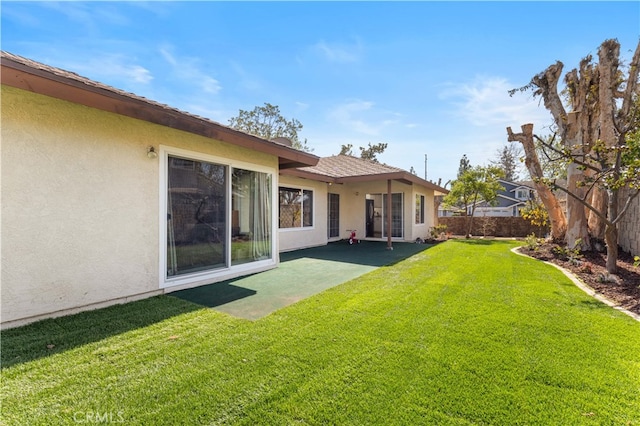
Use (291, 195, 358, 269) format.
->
(298, 155, 404, 178)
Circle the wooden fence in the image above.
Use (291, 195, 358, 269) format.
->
(438, 216, 549, 238)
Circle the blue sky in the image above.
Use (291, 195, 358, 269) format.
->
(2, 1, 639, 185)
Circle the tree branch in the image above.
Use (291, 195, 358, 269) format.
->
(612, 188, 640, 225)
(533, 135, 601, 173)
(550, 180, 612, 225)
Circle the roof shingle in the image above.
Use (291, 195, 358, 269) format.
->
(297, 155, 404, 178)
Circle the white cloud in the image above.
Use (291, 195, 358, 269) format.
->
(314, 39, 363, 63)
(159, 45, 221, 95)
(295, 101, 310, 111)
(42, 2, 131, 30)
(61, 54, 153, 86)
(439, 76, 552, 130)
(159, 47, 177, 66)
(325, 100, 407, 143)
(328, 100, 379, 136)
(229, 60, 262, 92)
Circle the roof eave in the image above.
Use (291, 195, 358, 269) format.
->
(282, 167, 449, 194)
(279, 168, 336, 183)
(1, 55, 318, 169)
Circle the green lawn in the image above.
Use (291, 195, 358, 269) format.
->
(2, 239, 639, 425)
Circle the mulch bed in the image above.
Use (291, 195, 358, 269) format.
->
(518, 243, 640, 316)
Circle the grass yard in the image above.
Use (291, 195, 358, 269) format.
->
(2, 239, 639, 425)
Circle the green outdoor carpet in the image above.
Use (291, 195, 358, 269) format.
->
(170, 240, 434, 320)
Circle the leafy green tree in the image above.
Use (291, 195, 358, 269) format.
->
(443, 165, 505, 238)
(339, 144, 354, 156)
(457, 154, 471, 178)
(338, 142, 388, 162)
(520, 200, 550, 237)
(490, 144, 523, 182)
(228, 103, 312, 152)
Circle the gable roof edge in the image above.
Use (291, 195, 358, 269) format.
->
(1, 51, 318, 169)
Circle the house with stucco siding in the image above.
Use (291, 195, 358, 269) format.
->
(1, 51, 447, 328)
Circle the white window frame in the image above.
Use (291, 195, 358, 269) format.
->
(278, 185, 315, 231)
(367, 192, 404, 239)
(159, 145, 277, 289)
(415, 194, 425, 224)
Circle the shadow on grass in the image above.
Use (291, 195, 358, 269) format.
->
(450, 238, 517, 246)
(2, 241, 439, 368)
(171, 282, 257, 308)
(0, 296, 202, 369)
(579, 299, 611, 310)
(280, 240, 439, 267)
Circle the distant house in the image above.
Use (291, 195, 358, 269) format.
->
(1, 51, 448, 328)
(438, 179, 536, 217)
(469, 180, 536, 217)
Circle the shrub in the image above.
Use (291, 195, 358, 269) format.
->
(552, 239, 583, 265)
(520, 200, 549, 237)
(430, 224, 448, 240)
(523, 233, 540, 251)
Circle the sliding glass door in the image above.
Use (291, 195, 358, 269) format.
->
(366, 192, 404, 239)
(231, 168, 272, 266)
(167, 156, 227, 277)
(164, 150, 275, 284)
(383, 193, 404, 238)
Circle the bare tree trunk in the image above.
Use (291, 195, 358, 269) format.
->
(604, 224, 618, 273)
(532, 61, 591, 250)
(564, 112, 591, 250)
(604, 187, 619, 273)
(507, 124, 566, 240)
(589, 39, 620, 241)
(588, 186, 607, 240)
(465, 193, 479, 238)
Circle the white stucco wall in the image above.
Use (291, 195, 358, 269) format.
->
(277, 175, 329, 252)
(276, 178, 438, 252)
(411, 187, 436, 240)
(1, 86, 278, 327)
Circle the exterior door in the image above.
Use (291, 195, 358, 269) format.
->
(366, 199, 375, 238)
(328, 193, 340, 238)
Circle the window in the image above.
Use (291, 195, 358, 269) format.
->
(279, 187, 313, 228)
(516, 189, 529, 200)
(415, 194, 425, 224)
(328, 193, 340, 238)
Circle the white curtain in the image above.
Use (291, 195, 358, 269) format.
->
(251, 173, 271, 260)
(167, 188, 177, 276)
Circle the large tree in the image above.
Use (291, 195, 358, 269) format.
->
(510, 38, 640, 273)
(443, 165, 505, 238)
(507, 124, 567, 241)
(490, 144, 523, 182)
(228, 102, 312, 152)
(534, 133, 568, 180)
(457, 154, 471, 178)
(339, 142, 388, 162)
